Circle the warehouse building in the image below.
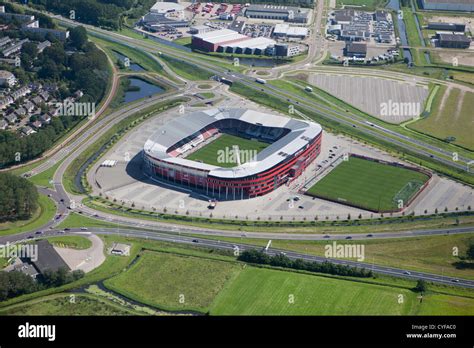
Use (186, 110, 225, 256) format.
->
(192, 29, 276, 55)
(244, 5, 310, 24)
(272, 23, 308, 39)
(273, 43, 300, 57)
(427, 22, 466, 32)
(345, 42, 367, 58)
(437, 33, 471, 48)
(420, 0, 474, 12)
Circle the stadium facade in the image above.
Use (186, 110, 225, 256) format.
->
(143, 109, 322, 200)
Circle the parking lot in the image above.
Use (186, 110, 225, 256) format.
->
(308, 72, 429, 123)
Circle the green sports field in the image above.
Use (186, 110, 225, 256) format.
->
(186, 134, 269, 168)
(306, 156, 430, 212)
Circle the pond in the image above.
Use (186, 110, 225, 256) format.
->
(123, 78, 165, 104)
(114, 51, 146, 72)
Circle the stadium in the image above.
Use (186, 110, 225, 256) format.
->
(143, 108, 322, 200)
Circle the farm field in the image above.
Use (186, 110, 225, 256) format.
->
(186, 134, 270, 168)
(306, 156, 430, 211)
(409, 88, 474, 151)
(104, 251, 242, 312)
(210, 267, 474, 315)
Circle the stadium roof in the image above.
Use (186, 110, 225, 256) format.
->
(144, 109, 322, 179)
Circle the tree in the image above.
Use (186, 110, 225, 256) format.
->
(70, 26, 88, 49)
(0, 173, 39, 222)
(415, 279, 428, 293)
(467, 242, 474, 260)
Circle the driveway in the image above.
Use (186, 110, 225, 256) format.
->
(54, 233, 105, 273)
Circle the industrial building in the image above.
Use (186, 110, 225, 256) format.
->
(420, 0, 474, 12)
(274, 43, 300, 57)
(244, 5, 310, 24)
(140, 1, 189, 31)
(272, 23, 308, 39)
(143, 108, 322, 200)
(330, 9, 394, 44)
(192, 29, 276, 55)
(189, 25, 215, 35)
(437, 33, 471, 49)
(427, 22, 466, 32)
(345, 42, 367, 58)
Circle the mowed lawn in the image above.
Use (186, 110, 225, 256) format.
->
(409, 89, 474, 151)
(104, 251, 242, 312)
(186, 134, 269, 168)
(211, 267, 474, 315)
(307, 157, 430, 211)
(210, 267, 420, 315)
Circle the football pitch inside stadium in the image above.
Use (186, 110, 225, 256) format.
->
(186, 134, 270, 168)
(306, 156, 430, 212)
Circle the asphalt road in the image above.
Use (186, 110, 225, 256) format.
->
(3, 228, 472, 289)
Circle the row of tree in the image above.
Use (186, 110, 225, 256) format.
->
(25, 0, 156, 30)
(238, 249, 373, 278)
(0, 173, 38, 222)
(0, 267, 84, 301)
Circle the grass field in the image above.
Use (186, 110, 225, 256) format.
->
(210, 267, 474, 315)
(186, 134, 270, 168)
(336, 0, 387, 10)
(409, 89, 474, 151)
(104, 251, 242, 312)
(56, 213, 115, 229)
(47, 236, 92, 250)
(192, 234, 474, 280)
(0, 195, 56, 236)
(307, 156, 430, 212)
(0, 294, 136, 315)
(159, 54, 213, 81)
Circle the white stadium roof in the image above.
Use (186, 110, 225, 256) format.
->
(144, 109, 322, 179)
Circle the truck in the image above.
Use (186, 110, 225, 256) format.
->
(208, 199, 217, 209)
(255, 78, 267, 84)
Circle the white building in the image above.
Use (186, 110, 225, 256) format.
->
(0, 70, 16, 87)
(273, 23, 308, 39)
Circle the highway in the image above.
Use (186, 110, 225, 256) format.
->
(2, 227, 472, 289)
